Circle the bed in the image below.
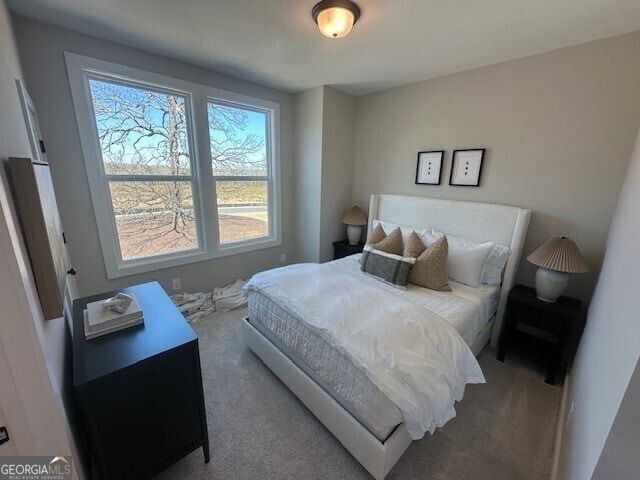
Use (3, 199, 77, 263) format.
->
(243, 194, 531, 479)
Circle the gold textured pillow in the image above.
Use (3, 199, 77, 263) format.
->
(404, 231, 426, 258)
(372, 227, 404, 256)
(409, 235, 451, 291)
(366, 224, 386, 245)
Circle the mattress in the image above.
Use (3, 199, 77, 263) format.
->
(247, 254, 500, 441)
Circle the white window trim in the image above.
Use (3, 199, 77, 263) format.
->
(65, 52, 281, 279)
(207, 89, 281, 252)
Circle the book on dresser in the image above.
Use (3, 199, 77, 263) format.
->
(84, 293, 144, 339)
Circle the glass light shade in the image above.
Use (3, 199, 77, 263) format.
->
(316, 7, 355, 38)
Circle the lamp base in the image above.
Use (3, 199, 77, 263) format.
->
(346, 225, 362, 245)
(534, 267, 569, 303)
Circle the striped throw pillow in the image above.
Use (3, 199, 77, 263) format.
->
(360, 245, 416, 289)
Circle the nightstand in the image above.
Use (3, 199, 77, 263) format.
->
(333, 239, 365, 259)
(497, 284, 584, 385)
(73, 282, 209, 479)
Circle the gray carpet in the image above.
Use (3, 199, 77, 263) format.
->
(153, 308, 561, 480)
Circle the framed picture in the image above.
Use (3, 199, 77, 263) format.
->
(15, 79, 48, 163)
(415, 150, 444, 185)
(450, 149, 485, 186)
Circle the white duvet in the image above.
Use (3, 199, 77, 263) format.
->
(244, 262, 486, 439)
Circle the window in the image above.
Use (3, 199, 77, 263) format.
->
(66, 53, 281, 278)
(88, 78, 201, 261)
(208, 101, 272, 245)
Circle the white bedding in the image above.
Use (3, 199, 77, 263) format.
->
(332, 255, 500, 345)
(248, 291, 402, 440)
(244, 259, 486, 439)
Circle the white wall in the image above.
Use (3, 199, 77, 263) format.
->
(293, 86, 356, 263)
(0, 14, 30, 153)
(319, 87, 356, 262)
(556, 128, 640, 480)
(591, 358, 640, 480)
(12, 14, 295, 297)
(0, 0, 77, 473)
(293, 87, 323, 263)
(352, 31, 640, 302)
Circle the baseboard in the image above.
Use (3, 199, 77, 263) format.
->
(551, 371, 571, 480)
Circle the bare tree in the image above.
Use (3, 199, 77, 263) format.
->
(208, 104, 266, 175)
(90, 80, 193, 258)
(90, 80, 266, 258)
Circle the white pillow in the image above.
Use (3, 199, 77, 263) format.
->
(372, 221, 511, 287)
(481, 243, 511, 285)
(425, 230, 493, 288)
(373, 219, 430, 245)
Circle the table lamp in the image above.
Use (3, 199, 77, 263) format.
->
(527, 236, 588, 302)
(342, 206, 367, 245)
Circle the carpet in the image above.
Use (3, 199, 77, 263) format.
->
(153, 308, 561, 480)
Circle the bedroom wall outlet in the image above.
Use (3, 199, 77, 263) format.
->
(172, 277, 181, 291)
(280, 253, 286, 263)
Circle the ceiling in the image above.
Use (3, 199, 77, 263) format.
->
(8, 0, 640, 95)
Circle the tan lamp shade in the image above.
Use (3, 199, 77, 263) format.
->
(527, 236, 589, 273)
(342, 206, 367, 226)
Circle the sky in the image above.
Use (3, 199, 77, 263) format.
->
(89, 78, 267, 174)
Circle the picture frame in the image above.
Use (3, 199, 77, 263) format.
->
(15, 79, 48, 163)
(450, 149, 485, 186)
(415, 150, 444, 185)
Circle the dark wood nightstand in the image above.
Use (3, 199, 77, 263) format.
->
(497, 285, 584, 385)
(333, 239, 365, 259)
(73, 282, 209, 479)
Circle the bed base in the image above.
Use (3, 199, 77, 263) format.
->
(243, 316, 492, 479)
(243, 317, 411, 479)
(470, 316, 494, 357)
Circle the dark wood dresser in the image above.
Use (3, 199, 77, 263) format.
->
(72, 282, 209, 480)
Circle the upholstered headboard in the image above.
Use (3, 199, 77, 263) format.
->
(368, 194, 532, 347)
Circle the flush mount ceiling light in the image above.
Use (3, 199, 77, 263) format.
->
(312, 0, 361, 39)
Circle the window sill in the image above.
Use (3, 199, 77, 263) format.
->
(106, 237, 282, 279)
